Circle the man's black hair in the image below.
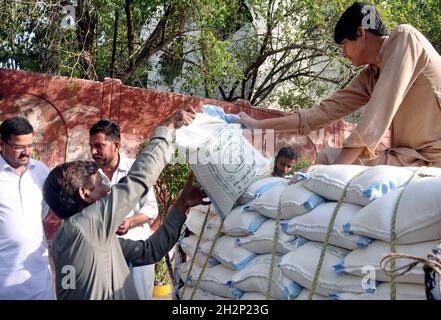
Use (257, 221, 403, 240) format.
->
(334, 2, 388, 44)
(276, 147, 298, 161)
(43, 161, 99, 219)
(0, 116, 34, 142)
(89, 119, 121, 141)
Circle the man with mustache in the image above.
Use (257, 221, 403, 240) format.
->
(272, 147, 298, 178)
(0, 117, 54, 299)
(89, 119, 159, 300)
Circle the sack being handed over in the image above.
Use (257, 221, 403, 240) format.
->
(176, 111, 271, 218)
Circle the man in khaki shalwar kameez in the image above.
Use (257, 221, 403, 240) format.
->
(239, 2, 441, 167)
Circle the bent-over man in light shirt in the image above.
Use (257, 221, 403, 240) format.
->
(43, 108, 209, 299)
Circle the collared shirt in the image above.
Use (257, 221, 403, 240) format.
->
(0, 154, 54, 299)
(100, 155, 159, 241)
(298, 25, 441, 166)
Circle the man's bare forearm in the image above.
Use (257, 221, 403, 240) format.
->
(128, 214, 150, 228)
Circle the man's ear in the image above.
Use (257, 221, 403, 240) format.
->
(114, 140, 120, 152)
(78, 186, 93, 204)
(358, 26, 366, 40)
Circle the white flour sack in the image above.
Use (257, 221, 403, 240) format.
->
(176, 113, 271, 218)
(222, 206, 268, 237)
(281, 202, 372, 250)
(329, 283, 426, 300)
(176, 261, 244, 299)
(231, 254, 303, 300)
(185, 208, 223, 241)
(345, 175, 441, 244)
(334, 240, 439, 284)
(199, 235, 257, 271)
(294, 289, 328, 300)
(178, 235, 220, 267)
(240, 292, 272, 300)
(178, 286, 230, 300)
(246, 183, 289, 219)
(279, 242, 370, 296)
(280, 182, 326, 218)
(237, 176, 287, 205)
(236, 219, 308, 254)
(190, 204, 219, 216)
(302, 165, 429, 206)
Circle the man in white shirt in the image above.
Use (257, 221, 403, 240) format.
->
(89, 119, 158, 300)
(0, 117, 54, 299)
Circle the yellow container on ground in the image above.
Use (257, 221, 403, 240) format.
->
(153, 284, 172, 297)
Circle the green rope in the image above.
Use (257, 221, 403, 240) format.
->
(180, 206, 211, 299)
(389, 167, 424, 300)
(266, 201, 282, 300)
(308, 169, 367, 300)
(190, 217, 224, 300)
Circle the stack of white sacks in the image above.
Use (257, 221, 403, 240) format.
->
(174, 164, 441, 300)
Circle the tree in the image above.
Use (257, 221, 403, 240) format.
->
(213, 0, 350, 108)
(1, 0, 440, 111)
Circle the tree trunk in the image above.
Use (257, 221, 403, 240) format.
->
(76, 0, 97, 80)
(110, 9, 119, 78)
(120, 4, 186, 83)
(124, 0, 135, 70)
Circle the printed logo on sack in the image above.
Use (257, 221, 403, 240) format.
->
(222, 142, 246, 172)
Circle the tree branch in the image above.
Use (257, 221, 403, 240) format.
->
(109, 9, 118, 78)
(76, 0, 97, 80)
(120, 4, 187, 83)
(245, 0, 276, 99)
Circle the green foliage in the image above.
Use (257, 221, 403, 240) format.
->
(372, 0, 441, 53)
(154, 257, 172, 285)
(138, 141, 190, 219)
(158, 38, 185, 86)
(154, 155, 190, 218)
(1, 0, 440, 111)
(290, 159, 312, 174)
(182, 31, 244, 97)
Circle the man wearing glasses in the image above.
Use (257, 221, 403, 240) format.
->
(0, 116, 54, 299)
